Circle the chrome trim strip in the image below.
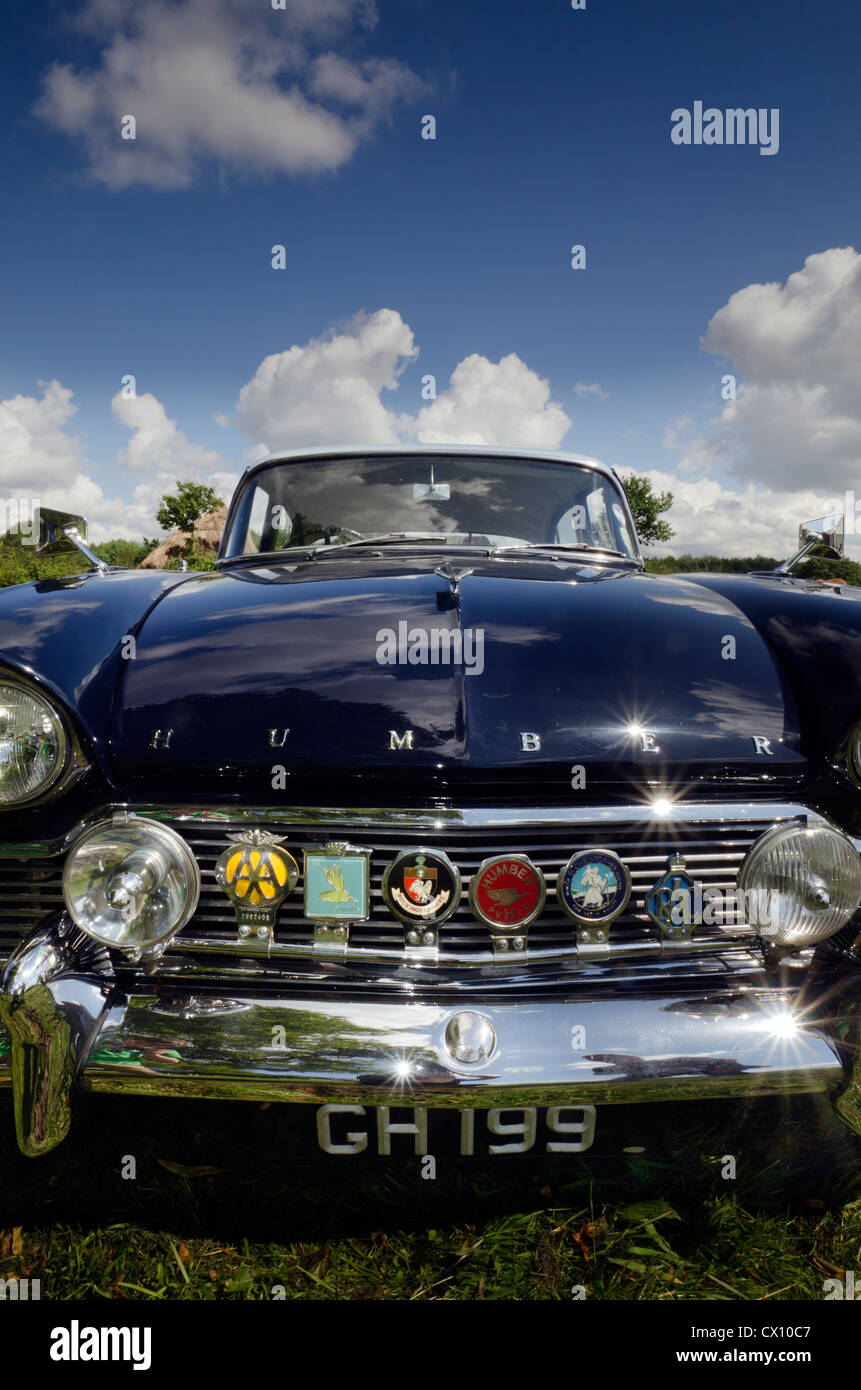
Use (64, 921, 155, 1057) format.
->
(163, 929, 756, 969)
(133, 800, 820, 832)
(0, 800, 829, 861)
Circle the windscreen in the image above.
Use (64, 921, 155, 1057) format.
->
(222, 454, 638, 558)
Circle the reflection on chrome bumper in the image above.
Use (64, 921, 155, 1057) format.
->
(2, 919, 860, 1156)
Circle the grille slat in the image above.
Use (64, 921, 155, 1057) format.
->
(170, 818, 764, 963)
(0, 816, 774, 970)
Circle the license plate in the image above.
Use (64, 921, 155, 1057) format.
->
(316, 1104, 597, 1157)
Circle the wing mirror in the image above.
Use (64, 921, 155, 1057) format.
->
(773, 513, 844, 575)
(798, 513, 844, 560)
(35, 507, 89, 556)
(34, 508, 108, 573)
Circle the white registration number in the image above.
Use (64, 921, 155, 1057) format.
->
(316, 1104, 597, 1156)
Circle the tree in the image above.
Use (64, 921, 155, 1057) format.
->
(620, 474, 674, 545)
(157, 481, 225, 559)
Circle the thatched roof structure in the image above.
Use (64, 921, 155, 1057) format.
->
(140, 505, 228, 569)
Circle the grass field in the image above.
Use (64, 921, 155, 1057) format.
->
(3, 1090, 861, 1301)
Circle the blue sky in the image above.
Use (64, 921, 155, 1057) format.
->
(1, 0, 860, 553)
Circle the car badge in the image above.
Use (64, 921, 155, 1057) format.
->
(215, 829, 299, 937)
(382, 849, 461, 926)
(303, 842, 371, 923)
(557, 848, 632, 927)
(645, 852, 701, 938)
(469, 854, 545, 931)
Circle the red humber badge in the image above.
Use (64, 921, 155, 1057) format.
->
(469, 854, 545, 929)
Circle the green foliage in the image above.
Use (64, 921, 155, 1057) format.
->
(644, 553, 779, 574)
(163, 546, 217, 572)
(0, 531, 163, 589)
(620, 475, 674, 545)
(644, 553, 861, 585)
(92, 538, 157, 568)
(794, 556, 861, 584)
(157, 481, 224, 537)
(0, 531, 86, 589)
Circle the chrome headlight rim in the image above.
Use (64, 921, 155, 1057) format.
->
(62, 813, 201, 959)
(0, 673, 76, 807)
(738, 817, 861, 948)
(845, 719, 861, 787)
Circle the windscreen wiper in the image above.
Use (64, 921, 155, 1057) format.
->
(321, 533, 450, 550)
(501, 541, 631, 560)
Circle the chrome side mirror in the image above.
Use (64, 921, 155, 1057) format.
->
(34, 508, 108, 574)
(773, 513, 844, 575)
(798, 513, 844, 560)
(34, 507, 89, 557)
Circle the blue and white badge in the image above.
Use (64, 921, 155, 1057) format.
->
(557, 849, 631, 926)
(303, 843, 370, 921)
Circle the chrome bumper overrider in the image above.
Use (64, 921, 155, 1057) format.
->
(3, 918, 861, 1156)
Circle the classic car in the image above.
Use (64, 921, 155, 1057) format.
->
(2, 444, 861, 1160)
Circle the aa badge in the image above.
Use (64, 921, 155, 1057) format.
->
(382, 849, 461, 925)
(557, 849, 631, 927)
(215, 828, 299, 935)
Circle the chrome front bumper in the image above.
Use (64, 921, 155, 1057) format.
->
(3, 918, 861, 1156)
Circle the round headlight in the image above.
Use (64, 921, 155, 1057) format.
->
(0, 682, 67, 804)
(63, 816, 200, 959)
(738, 821, 861, 947)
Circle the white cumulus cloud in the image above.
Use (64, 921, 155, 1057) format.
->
(112, 390, 229, 474)
(0, 378, 240, 544)
(236, 308, 419, 448)
(624, 466, 843, 561)
(35, 0, 424, 189)
(684, 247, 861, 493)
(410, 353, 571, 448)
(0, 380, 87, 489)
(233, 312, 571, 453)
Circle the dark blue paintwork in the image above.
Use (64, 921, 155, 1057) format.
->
(107, 553, 804, 779)
(2, 539, 861, 810)
(0, 568, 188, 775)
(684, 572, 861, 754)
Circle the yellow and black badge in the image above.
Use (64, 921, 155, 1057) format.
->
(215, 828, 299, 937)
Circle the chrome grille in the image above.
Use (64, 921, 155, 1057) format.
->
(0, 860, 65, 961)
(168, 817, 770, 962)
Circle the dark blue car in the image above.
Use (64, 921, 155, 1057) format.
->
(2, 445, 860, 1160)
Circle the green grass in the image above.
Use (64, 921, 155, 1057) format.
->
(2, 1092, 861, 1300)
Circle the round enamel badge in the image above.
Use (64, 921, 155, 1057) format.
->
(382, 849, 461, 925)
(469, 854, 545, 929)
(557, 848, 631, 926)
